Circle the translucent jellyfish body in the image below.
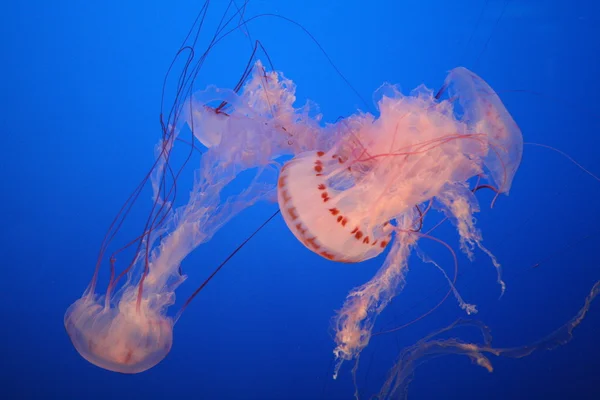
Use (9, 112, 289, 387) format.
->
(276, 67, 523, 375)
(64, 62, 325, 373)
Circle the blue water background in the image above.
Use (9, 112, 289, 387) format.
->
(2, 1, 600, 399)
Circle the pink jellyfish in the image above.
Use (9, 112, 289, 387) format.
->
(63, 58, 326, 373)
(276, 67, 523, 376)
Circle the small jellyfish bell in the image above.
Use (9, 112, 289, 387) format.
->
(64, 288, 173, 374)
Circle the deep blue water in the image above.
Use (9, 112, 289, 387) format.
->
(2, 1, 600, 399)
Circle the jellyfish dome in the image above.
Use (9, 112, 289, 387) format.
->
(64, 292, 173, 374)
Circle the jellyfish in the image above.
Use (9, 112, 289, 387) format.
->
(64, 2, 595, 388)
(276, 66, 523, 377)
(63, 57, 327, 373)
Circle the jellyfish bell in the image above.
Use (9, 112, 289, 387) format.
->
(182, 86, 241, 149)
(64, 292, 173, 374)
(277, 149, 395, 263)
(442, 67, 523, 194)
